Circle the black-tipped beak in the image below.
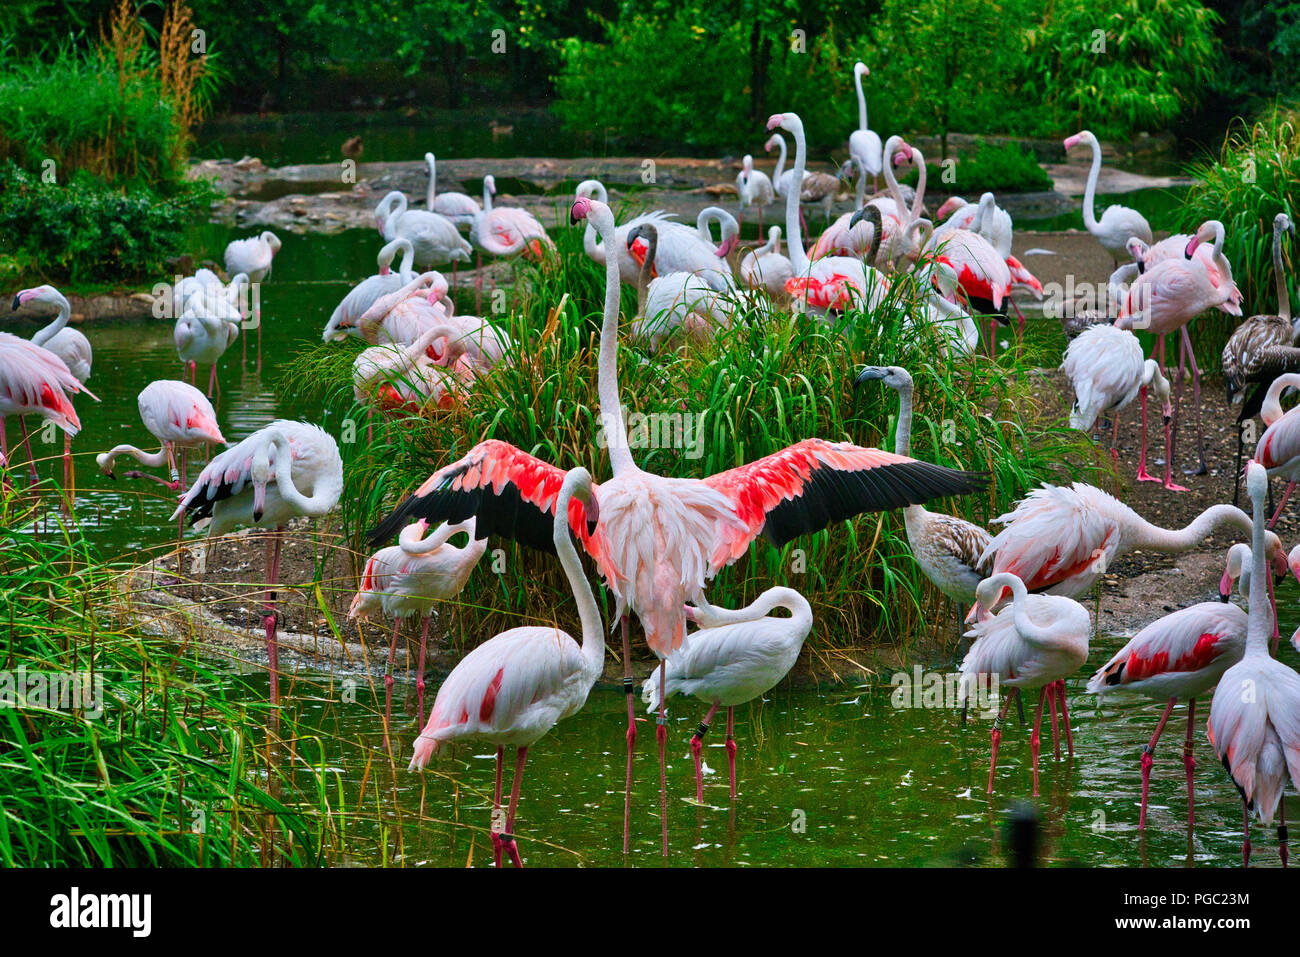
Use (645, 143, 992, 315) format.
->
(1218, 590, 1230, 603)
(850, 208, 868, 230)
(105, 471, 116, 481)
(854, 366, 888, 387)
(568, 211, 581, 226)
(253, 508, 264, 523)
(1183, 240, 1196, 259)
(11, 295, 20, 311)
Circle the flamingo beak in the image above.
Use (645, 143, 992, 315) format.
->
(1219, 568, 1233, 602)
(684, 605, 698, 623)
(765, 113, 784, 131)
(715, 235, 739, 259)
(11, 294, 21, 310)
(854, 366, 888, 387)
(1184, 236, 1200, 259)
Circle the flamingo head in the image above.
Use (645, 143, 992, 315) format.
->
(1126, 236, 1149, 264)
(763, 135, 779, 153)
(1062, 132, 1087, 152)
(936, 196, 966, 220)
(838, 159, 857, 181)
(569, 196, 594, 225)
(484, 174, 496, 196)
(715, 235, 739, 259)
(854, 61, 869, 77)
(95, 451, 116, 479)
(742, 154, 754, 172)
(12, 285, 55, 310)
(1277, 212, 1295, 236)
(766, 113, 791, 132)
(892, 146, 913, 168)
(378, 264, 391, 276)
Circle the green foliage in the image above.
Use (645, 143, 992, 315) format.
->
(0, 161, 215, 284)
(282, 204, 1094, 652)
(952, 141, 1054, 194)
(1180, 107, 1300, 322)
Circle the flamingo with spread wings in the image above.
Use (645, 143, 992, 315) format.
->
(367, 195, 989, 856)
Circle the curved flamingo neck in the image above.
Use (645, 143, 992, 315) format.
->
(984, 572, 1051, 644)
(1275, 221, 1292, 323)
(780, 120, 811, 274)
(907, 149, 927, 224)
(30, 291, 71, 348)
(770, 136, 788, 188)
(554, 473, 605, 676)
(102, 444, 168, 471)
(1133, 504, 1249, 554)
(589, 207, 635, 474)
(1080, 137, 1101, 233)
(853, 158, 866, 208)
(635, 229, 657, 318)
(266, 429, 342, 517)
(698, 586, 812, 631)
(881, 137, 909, 216)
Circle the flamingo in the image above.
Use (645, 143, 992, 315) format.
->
(1136, 220, 1243, 314)
(96, 379, 225, 491)
(224, 230, 280, 369)
(1088, 585, 1247, 829)
(765, 133, 838, 232)
(574, 179, 676, 284)
(352, 323, 481, 418)
(375, 191, 472, 271)
(1117, 229, 1242, 477)
(1061, 324, 1177, 486)
(856, 365, 993, 640)
(425, 152, 480, 227)
(736, 154, 776, 231)
(738, 225, 795, 298)
(350, 518, 486, 734)
(848, 62, 883, 201)
(959, 572, 1091, 795)
(978, 483, 1285, 604)
(354, 272, 455, 350)
(0, 333, 90, 496)
(173, 296, 239, 401)
(172, 421, 343, 706)
(470, 174, 554, 262)
(1253, 372, 1300, 528)
(812, 194, 883, 262)
(1224, 214, 1296, 404)
(768, 112, 885, 317)
(936, 193, 1042, 319)
(1207, 460, 1300, 867)
(11, 285, 94, 501)
(626, 207, 739, 293)
(628, 224, 733, 352)
(642, 586, 812, 803)
(322, 238, 417, 342)
(407, 467, 605, 868)
(367, 195, 989, 855)
(1062, 130, 1153, 265)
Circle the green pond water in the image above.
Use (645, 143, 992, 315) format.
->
(8, 219, 1293, 868)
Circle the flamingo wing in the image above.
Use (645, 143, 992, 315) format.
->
(365, 439, 605, 566)
(1087, 602, 1246, 693)
(702, 438, 989, 569)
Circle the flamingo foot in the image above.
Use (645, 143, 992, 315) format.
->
(690, 733, 705, 804)
(501, 834, 522, 868)
(1139, 746, 1154, 830)
(1136, 464, 1162, 483)
(1163, 476, 1190, 493)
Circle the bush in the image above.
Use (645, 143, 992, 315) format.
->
(951, 141, 1053, 194)
(1180, 107, 1300, 321)
(0, 161, 215, 284)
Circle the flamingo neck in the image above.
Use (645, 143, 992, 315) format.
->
(908, 150, 927, 224)
(1246, 482, 1274, 656)
(591, 212, 635, 474)
(30, 292, 71, 349)
(267, 428, 342, 517)
(1275, 222, 1292, 323)
(426, 155, 436, 210)
(854, 159, 866, 209)
(698, 586, 812, 633)
(482, 181, 494, 214)
(554, 477, 605, 678)
(771, 137, 787, 187)
(854, 69, 868, 132)
(892, 381, 914, 457)
(882, 141, 909, 217)
(1080, 138, 1101, 233)
(102, 444, 168, 471)
(636, 231, 656, 318)
(782, 124, 811, 274)
(1133, 504, 1249, 555)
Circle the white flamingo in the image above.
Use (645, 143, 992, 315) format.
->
(425, 152, 480, 227)
(739, 225, 795, 298)
(375, 191, 472, 270)
(1063, 130, 1153, 265)
(322, 237, 416, 341)
(848, 62, 883, 202)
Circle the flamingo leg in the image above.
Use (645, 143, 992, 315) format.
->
(492, 745, 505, 867)
(1046, 677, 1060, 759)
(1058, 679, 1074, 755)
(256, 316, 262, 373)
(1180, 325, 1207, 475)
(1109, 409, 1121, 469)
(1280, 798, 1288, 869)
(691, 702, 719, 804)
(726, 705, 737, 800)
(0, 416, 10, 495)
(383, 616, 401, 749)
(1140, 698, 1176, 830)
(1031, 687, 1046, 797)
(16, 416, 39, 485)
(1136, 387, 1160, 483)
(415, 613, 431, 726)
(501, 746, 527, 868)
(1169, 332, 1188, 477)
(262, 529, 283, 710)
(1268, 480, 1295, 530)
(1161, 405, 1187, 493)
(621, 615, 634, 855)
(62, 432, 73, 516)
(1243, 799, 1252, 868)
(657, 659, 668, 857)
(987, 686, 1016, 794)
(1183, 697, 1196, 829)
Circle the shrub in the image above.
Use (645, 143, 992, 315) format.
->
(951, 141, 1053, 194)
(0, 161, 215, 284)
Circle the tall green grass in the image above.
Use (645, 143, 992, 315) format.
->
(283, 209, 1094, 659)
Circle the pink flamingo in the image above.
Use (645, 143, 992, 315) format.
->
(979, 483, 1285, 601)
(407, 467, 604, 868)
(322, 238, 416, 342)
(738, 225, 795, 298)
(0, 333, 90, 496)
(1207, 460, 1300, 867)
(11, 285, 94, 502)
(1088, 582, 1247, 829)
(626, 206, 739, 293)
(350, 518, 485, 737)
(959, 572, 1091, 795)
(375, 191, 471, 271)
(1252, 372, 1300, 528)
(96, 379, 225, 490)
(354, 272, 455, 350)
(574, 179, 676, 284)
(643, 586, 812, 804)
(368, 195, 989, 856)
(736, 154, 776, 231)
(769, 112, 884, 316)
(173, 421, 343, 707)
(173, 295, 239, 401)
(848, 62, 883, 199)
(224, 230, 280, 369)
(470, 174, 554, 262)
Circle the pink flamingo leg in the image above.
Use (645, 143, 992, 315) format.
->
(16, 416, 39, 485)
(987, 687, 1015, 794)
(256, 315, 263, 373)
(620, 615, 635, 855)
(1136, 387, 1160, 483)
(1140, 698, 1175, 830)
(1057, 680, 1074, 755)
(1280, 798, 1288, 868)
(383, 617, 401, 749)
(263, 529, 283, 710)
(1243, 799, 1252, 868)
(726, 705, 737, 799)
(1180, 325, 1207, 475)
(501, 746, 527, 868)
(1162, 405, 1188, 493)
(1031, 687, 1046, 797)
(1183, 698, 1196, 829)
(491, 745, 505, 867)
(62, 432, 73, 515)
(0, 416, 10, 495)
(1268, 567, 1281, 655)
(415, 613, 431, 726)
(657, 660, 668, 857)
(691, 703, 719, 804)
(1268, 480, 1295, 530)
(1046, 678, 1061, 759)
